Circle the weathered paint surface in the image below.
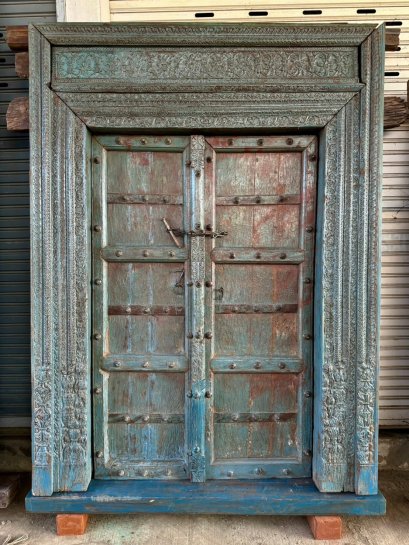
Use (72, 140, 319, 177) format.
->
(25, 479, 386, 515)
(204, 136, 317, 480)
(29, 23, 384, 506)
(92, 134, 316, 482)
(92, 136, 190, 480)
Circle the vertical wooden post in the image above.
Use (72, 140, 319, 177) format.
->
(56, 514, 89, 536)
(307, 516, 342, 540)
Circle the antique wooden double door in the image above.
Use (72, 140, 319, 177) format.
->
(92, 134, 317, 482)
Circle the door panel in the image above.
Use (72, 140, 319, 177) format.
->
(204, 136, 317, 480)
(92, 136, 190, 480)
(92, 134, 316, 482)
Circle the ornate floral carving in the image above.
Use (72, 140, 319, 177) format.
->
(53, 49, 357, 88)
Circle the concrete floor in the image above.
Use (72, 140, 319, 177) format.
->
(0, 471, 408, 545)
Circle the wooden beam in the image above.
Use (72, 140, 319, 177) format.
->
(6, 26, 29, 51)
(385, 29, 400, 51)
(6, 94, 407, 132)
(6, 97, 29, 131)
(5, 24, 401, 53)
(384, 96, 408, 130)
(15, 52, 29, 79)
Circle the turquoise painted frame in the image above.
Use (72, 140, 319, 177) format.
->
(29, 22, 384, 505)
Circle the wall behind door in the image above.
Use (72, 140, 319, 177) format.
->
(0, 0, 56, 428)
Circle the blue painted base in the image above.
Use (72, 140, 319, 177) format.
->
(26, 479, 386, 516)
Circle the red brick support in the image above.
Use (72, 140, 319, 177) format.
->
(307, 516, 343, 540)
(56, 514, 89, 536)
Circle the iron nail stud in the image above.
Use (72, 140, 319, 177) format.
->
(116, 250, 123, 257)
(286, 138, 294, 145)
(227, 471, 234, 477)
(118, 470, 125, 477)
(94, 224, 102, 232)
(94, 387, 102, 394)
(96, 451, 103, 458)
(94, 333, 102, 340)
(114, 361, 121, 368)
(93, 157, 100, 164)
(94, 278, 102, 285)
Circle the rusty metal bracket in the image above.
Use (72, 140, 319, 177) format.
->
(162, 217, 227, 241)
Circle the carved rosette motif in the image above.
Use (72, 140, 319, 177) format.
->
(54, 49, 357, 84)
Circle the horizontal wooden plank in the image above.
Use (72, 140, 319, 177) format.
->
(216, 194, 300, 205)
(211, 357, 303, 373)
(95, 134, 189, 150)
(211, 248, 304, 264)
(214, 411, 296, 423)
(108, 305, 185, 316)
(108, 193, 183, 205)
(101, 246, 187, 262)
(215, 304, 297, 314)
(96, 462, 187, 480)
(108, 413, 184, 424)
(102, 354, 187, 372)
(25, 479, 386, 515)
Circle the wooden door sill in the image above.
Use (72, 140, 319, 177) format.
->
(26, 478, 386, 516)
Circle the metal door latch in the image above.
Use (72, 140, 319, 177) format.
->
(162, 217, 227, 243)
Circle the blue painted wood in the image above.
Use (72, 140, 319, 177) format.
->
(30, 23, 385, 504)
(25, 479, 386, 515)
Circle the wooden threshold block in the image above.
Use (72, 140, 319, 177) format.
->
(56, 514, 89, 536)
(307, 516, 342, 540)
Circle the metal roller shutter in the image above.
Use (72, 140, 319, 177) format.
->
(107, 0, 409, 427)
(0, 0, 55, 427)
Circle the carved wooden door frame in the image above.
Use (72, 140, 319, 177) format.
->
(29, 23, 384, 501)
